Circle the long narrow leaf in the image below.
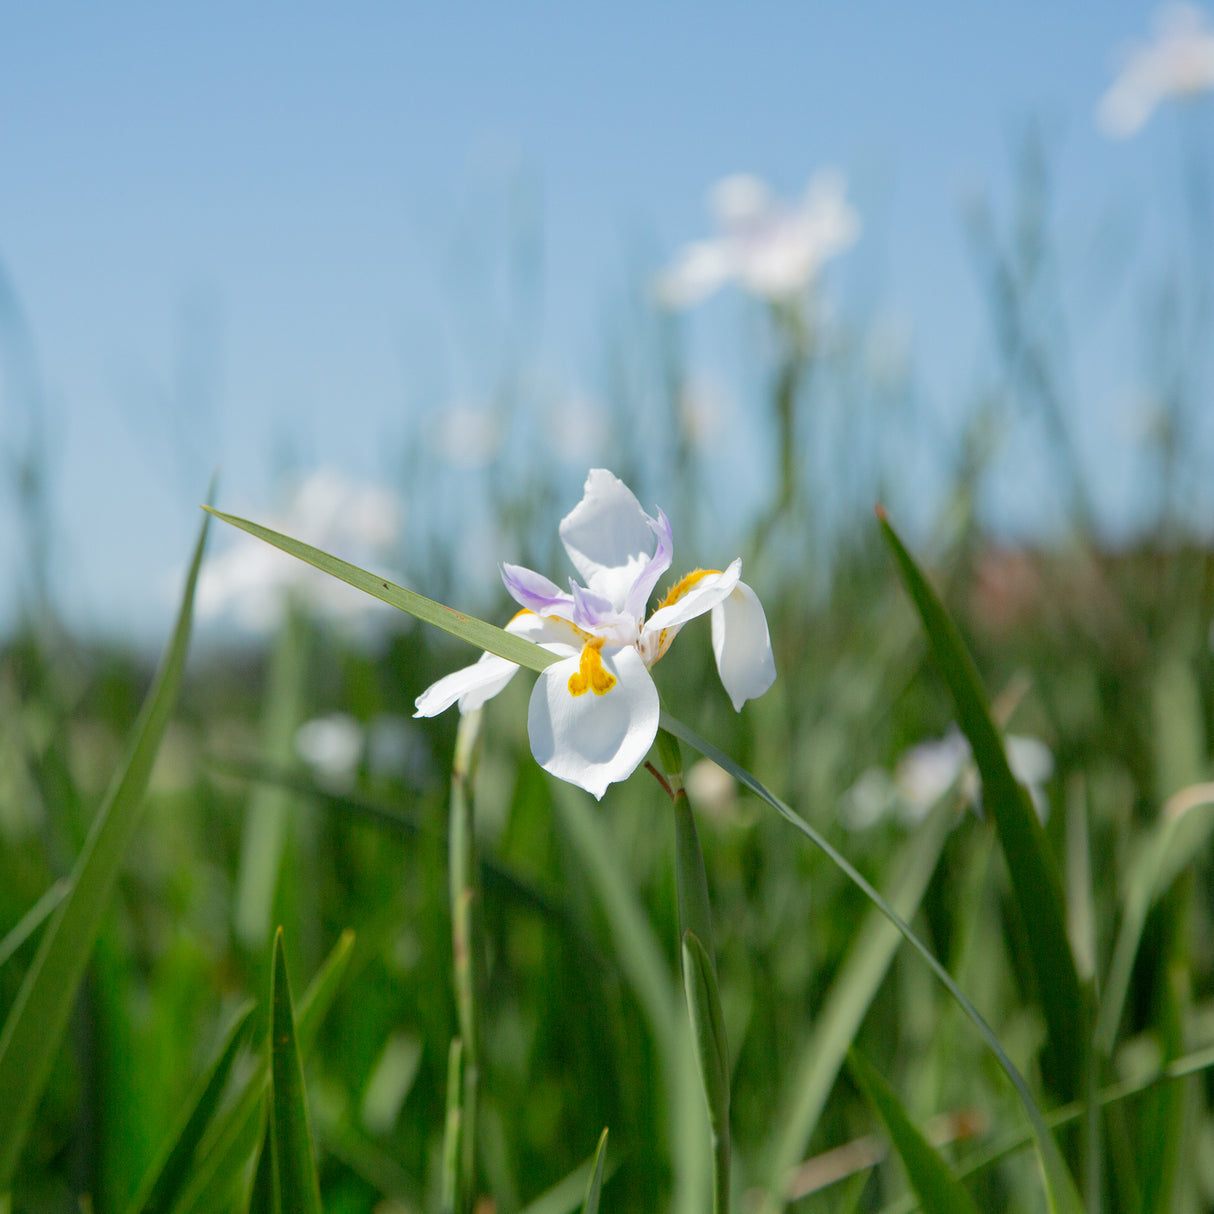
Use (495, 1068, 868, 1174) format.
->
(124, 1001, 256, 1214)
(203, 507, 557, 673)
(877, 512, 1085, 1104)
(0, 509, 211, 1191)
(659, 712, 1083, 1214)
(516, 1131, 615, 1214)
(0, 880, 69, 969)
(1097, 782, 1214, 1053)
(269, 928, 323, 1214)
(848, 1048, 982, 1214)
(171, 929, 354, 1214)
(881, 1042, 1214, 1214)
(752, 789, 955, 1214)
(583, 1128, 609, 1214)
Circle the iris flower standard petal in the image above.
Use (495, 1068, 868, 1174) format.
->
(414, 469, 776, 798)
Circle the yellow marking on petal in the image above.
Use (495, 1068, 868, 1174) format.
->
(656, 568, 722, 611)
(650, 568, 724, 663)
(568, 639, 617, 697)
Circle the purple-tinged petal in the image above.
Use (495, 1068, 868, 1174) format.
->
(624, 507, 674, 622)
(570, 581, 637, 643)
(501, 562, 574, 618)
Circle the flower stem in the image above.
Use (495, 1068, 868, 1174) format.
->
(655, 728, 731, 1214)
(449, 709, 484, 1213)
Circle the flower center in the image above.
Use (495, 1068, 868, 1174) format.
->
(568, 640, 617, 697)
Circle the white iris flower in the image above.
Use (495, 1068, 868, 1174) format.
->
(414, 469, 776, 799)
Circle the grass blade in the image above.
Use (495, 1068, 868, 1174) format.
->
(269, 927, 323, 1214)
(847, 1048, 982, 1214)
(877, 511, 1085, 1104)
(1097, 782, 1214, 1053)
(682, 931, 731, 1214)
(0, 509, 211, 1192)
(0, 880, 69, 969)
(170, 929, 354, 1214)
(516, 1131, 614, 1214)
(660, 711, 1083, 1214)
(247, 1099, 275, 1214)
(203, 507, 557, 673)
(552, 783, 708, 1214)
(583, 1128, 609, 1214)
(751, 789, 954, 1214)
(124, 1001, 256, 1214)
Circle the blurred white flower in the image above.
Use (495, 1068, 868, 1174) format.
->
(685, 757, 739, 821)
(657, 170, 860, 308)
(427, 404, 502, 469)
(294, 712, 364, 787)
(678, 379, 730, 447)
(547, 392, 609, 464)
(198, 467, 405, 631)
(895, 726, 1054, 824)
(1098, 4, 1214, 137)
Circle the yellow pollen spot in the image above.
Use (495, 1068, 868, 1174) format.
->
(656, 568, 722, 611)
(649, 568, 725, 664)
(568, 640, 617, 697)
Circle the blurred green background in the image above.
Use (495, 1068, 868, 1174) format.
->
(6, 6, 1214, 1212)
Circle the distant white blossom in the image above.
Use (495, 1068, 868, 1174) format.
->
(657, 170, 860, 307)
(895, 727, 1054, 824)
(1098, 4, 1214, 137)
(198, 468, 405, 631)
(295, 712, 364, 787)
(840, 726, 1054, 830)
(428, 404, 502, 469)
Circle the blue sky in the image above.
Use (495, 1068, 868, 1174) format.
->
(0, 2, 1194, 638)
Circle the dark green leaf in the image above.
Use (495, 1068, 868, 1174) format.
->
(848, 1048, 982, 1214)
(269, 928, 323, 1214)
(124, 1001, 256, 1214)
(203, 506, 556, 673)
(0, 509, 211, 1191)
(582, 1128, 609, 1214)
(877, 512, 1085, 1104)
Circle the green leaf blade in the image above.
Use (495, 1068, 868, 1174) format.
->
(877, 512, 1086, 1104)
(168, 929, 354, 1214)
(582, 1128, 609, 1214)
(269, 927, 324, 1214)
(202, 506, 556, 673)
(124, 1001, 256, 1214)
(0, 508, 211, 1192)
(848, 1048, 983, 1214)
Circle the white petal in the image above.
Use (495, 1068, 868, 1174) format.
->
(710, 581, 776, 711)
(413, 612, 576, 717)
(559, 470, 668, 609)
(413, 650, 521, 717)
(527, 645, 659, 800)
(643, 560, 741, 637)
(654, 240, 734, 308)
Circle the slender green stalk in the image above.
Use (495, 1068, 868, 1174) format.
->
(442, 1038, 465, 1214)
(234, 607, 309, 951)
(654, 729, 730, 1214)
(450, 709, 484, 1213)
(660, 711, 1083, 1214)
